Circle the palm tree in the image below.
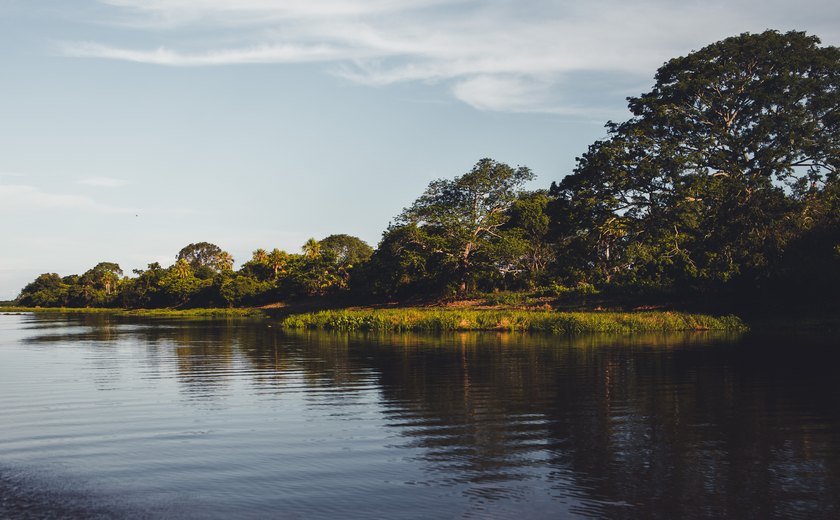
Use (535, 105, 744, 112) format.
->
(268, 248, 288, 277)
(302, 238, 321, 260)
(252, 248, 269, 264)
(217, 251, 234, 272)
(102, 271, 117, 296)
(174, 258, 192, 279)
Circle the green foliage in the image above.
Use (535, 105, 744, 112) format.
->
(482, 291, 527, 306)
(361, 223, 448, 298)
(318, 234, 373, 290)
(159, 263, 206, 306)
(398, 158, 535, 294)
(176, 242, 233, 274)
(1, 306, 266, 319)
(319, 234, 373, 267)
(280, 309, 745, 334)
(16, 273, 69, 307)
(302, 238, 321, 259)
(14, 235, 368, 309)
(543, 282, 599, 298)
(550, 30, 840, 295)
(493, 190, 556, 289)
(285, 255, 343, 297)
(217, 273, 274, 307)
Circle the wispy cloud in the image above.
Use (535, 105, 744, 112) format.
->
(77, 176, 130, 188)
(0, 184, 136, 214)
(62, 41, 381, 65)
(60, 0, 840, 113)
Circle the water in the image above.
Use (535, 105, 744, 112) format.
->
(1, 313, 839, 519)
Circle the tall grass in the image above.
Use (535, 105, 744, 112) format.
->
(0, 307, 266, 319)
(280, 309, 746, 334)
(4, 306, 746, 334)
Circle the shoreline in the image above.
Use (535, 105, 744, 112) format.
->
(0, 305, 746, 334)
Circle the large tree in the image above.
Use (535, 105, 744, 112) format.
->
(85, 262, 123, 296)
(16, 273, 68, 307)
(551, 30, 840, 291)
(399, 158, 534, 294)
(319, 234, 373, 268)
(176, 242, 232, 276)
(318, 234, 374, 289)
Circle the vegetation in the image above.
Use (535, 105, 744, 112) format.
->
(0, 306, 266, 319)
(12, 31, 840, 316)
(549, 30, 840, 301)
(280, 309, 745, 333)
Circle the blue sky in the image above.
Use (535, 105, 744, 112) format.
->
(2, 0, 839, 299)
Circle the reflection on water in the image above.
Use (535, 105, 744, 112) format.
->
(1, 312, 839, 519)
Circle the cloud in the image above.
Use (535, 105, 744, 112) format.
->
(61, 41, 381, 65)
(60, 0, 840, 113)
(100, 0, 460, 23)
(0, 184, 136, 214)
(77, 176, 130, 188)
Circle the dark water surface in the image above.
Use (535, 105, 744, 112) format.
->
(1, 313, 839, 519)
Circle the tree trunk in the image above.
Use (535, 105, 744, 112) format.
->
(458, 242, 473, 297)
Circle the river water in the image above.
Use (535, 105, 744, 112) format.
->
(1, 312, 839, 519)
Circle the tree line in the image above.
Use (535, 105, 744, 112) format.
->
(16, 31, 840, 310)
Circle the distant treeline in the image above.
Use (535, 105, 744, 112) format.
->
(15, 31, 840, 310)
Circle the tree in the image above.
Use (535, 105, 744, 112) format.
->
(173, 258, 192, 279)
(267, 248, 289, 277)
(319, 234, 373, 268)
(551, 30, 840, 291)
(302, 238, 321, 260)
(252, 249, 268, 264)
(160, 260, 204, 306)
(318, 234, 374, 289)
(176, 242, 229, 275)
(217, 251, 234, 272)
(218, 273, 272, 307)
(16, 273, 68, 307)
(121, 262, 166, 307)
(85, 262, 123, 296)
(240, 249, 273, 281)
(500, 190, 556, 287)
(399, 158, 534, 294)
(361, 223, 440, 298)
(67, 262, 125, 306)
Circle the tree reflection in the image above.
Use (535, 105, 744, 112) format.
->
(293, 330, 840, 519)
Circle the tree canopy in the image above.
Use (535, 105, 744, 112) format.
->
(550, 30, 840, 291)
(397, 158, 534, 294)
(319, 234, 373, 267)
(176, 242, 233, 275)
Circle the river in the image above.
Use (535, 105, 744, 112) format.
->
(1, 312, 838, 519)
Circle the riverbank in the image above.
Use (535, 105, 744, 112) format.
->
(0, 306, 265, 319)
(0, 305, 745, 334)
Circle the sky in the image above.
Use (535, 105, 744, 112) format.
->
(2, 0, 839, 299)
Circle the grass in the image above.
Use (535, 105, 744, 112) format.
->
(3, 305, 746, 334)
(0, 306, 267, 319)
(279, 308, 746, 334)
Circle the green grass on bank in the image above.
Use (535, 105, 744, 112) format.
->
(1, 305, 746, 333)
(280, 309, 746, 334)
(0, 306, 267, 319)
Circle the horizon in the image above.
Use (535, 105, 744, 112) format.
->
(3, 1, 840, 299)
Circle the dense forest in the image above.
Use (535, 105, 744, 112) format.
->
(14, 31, 840, 311)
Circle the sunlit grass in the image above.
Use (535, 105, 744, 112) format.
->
(3, 305, 747, 334)
(280, 309, 746, 334)
(0, 306, 266, 319)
